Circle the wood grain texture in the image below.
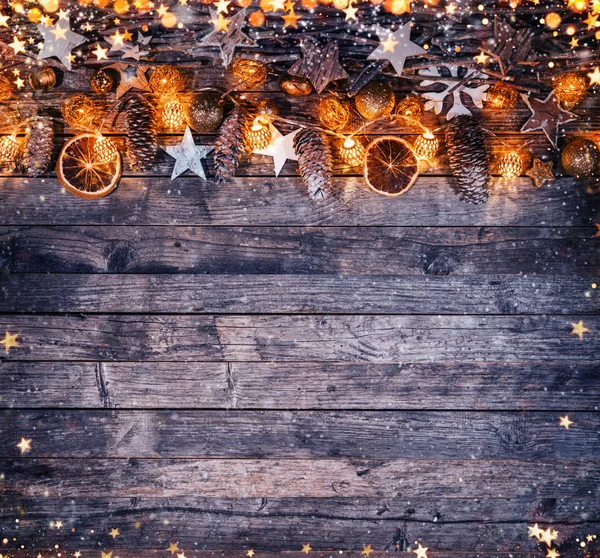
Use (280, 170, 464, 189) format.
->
(0, 177, 597, 226)
(3, 274, 598, 314)
(0, 315, 596, 362)
(4, 458, 599, 499)
(2, 361, 598, 410)
(2, 226, 597, 276)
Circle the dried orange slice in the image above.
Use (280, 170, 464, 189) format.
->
(363, 136, 419, 197)
(56, 133, 122, 199)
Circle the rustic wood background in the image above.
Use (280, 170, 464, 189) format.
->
(0, 30, 600, 556)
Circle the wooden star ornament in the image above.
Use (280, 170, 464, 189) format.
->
(288, 38, 349, 93)
(107, 63, 150, 98)
(520, 92, 577, 149)
(201, 8, 256, 67)
(526, 158, 554, 187)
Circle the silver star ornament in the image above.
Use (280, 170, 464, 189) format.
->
(162, 127, 213, 180)
(367, 22, 426, 77)
(36, 18, 86, 70)
(254, 124, 300, 177)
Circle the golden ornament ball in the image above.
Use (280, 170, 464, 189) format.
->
(28, 67, 57, 91)
(187, 91, 224, 133)
(162, 99, 186, 129)
(90, 68, 114, 95)
(149, 65, 186, 97)
(279, 76, 313, 96)
(485, 82, 518, 111)
(62, 94, 96, 129)
(395, 95, 424, 122)
(256, 99, 279, 122)
(553, 72, 587, 109)
(317, 96, 350, 131)
(561, 137, 599, 177)
(355, 80, 395, 120)
(0, 74, 12, 102)
(0, 134, 19, 162)
(231, 58, 268, 87)
(93, 135, 120, 164)
(414, 131, 440, 160)
(339, 137, 365, 167)
(247, 118, 272, 151)
(498, 151, 523, 180)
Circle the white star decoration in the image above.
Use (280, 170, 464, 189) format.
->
(36, 18, 85, 70)
(368, 22, 426, 77)
(162, 127, 212, 180)
(253, 124, 300, 177)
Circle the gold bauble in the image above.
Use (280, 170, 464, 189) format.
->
(561, 137, 599, 177)
(29, 67, 57, 91)
(355, 80, 395, 120)
(395, 95, 424, 122)
(498, 151, 523, 180)
(90, 68, 114, 95)
(162, 99, 186, 129)
(485, 82, 518, 111)
(62, 94, 96, 129)
(0, 75, 12, 102)
(339, 137, 365, 167)
(317, 96, 350, 131)
(247, 118, 272, 151)
(414, 131, 440, 160)
(231, 58, 268, 87)
(553, 72, 588, 109)
(0, 135, 19, 162)
(93, 135, 119, 164)
(279, 76, 313, 96)
(149, 65, 186, 97)
(187, 91, 224, 133)
(256, 99, 279, 122)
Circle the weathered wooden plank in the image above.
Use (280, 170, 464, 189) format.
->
(2, 226, 598, 276)
(1, 410, 596, 459)
(0, 177, 597, 227)
(2, 361, 598, 410)
(0, 315, 597, 362)
(3, 274, 598, 314)
(4, 459, 598, 499)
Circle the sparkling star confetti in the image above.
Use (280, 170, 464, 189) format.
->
(1, 331, 19, 352)
(16, 437, 31, 454)
(571, 320, 589, 339)
(413, 542, 428, 558)
(559, 415, 574, 429)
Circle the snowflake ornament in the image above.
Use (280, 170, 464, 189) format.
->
(419, 65, 490, 120)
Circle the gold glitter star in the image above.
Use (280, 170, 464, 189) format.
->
(176, 553, 186, 558)
(588, 67, 600, 85)
(445, 2, 456, 12)
(584, 12, 598, 29)
(211, 13, 230, 32)
(1, 331, 19, 353)
(109, 528, 119, 539)
(0, 12, 9, 26)
(587, 535, 595, 542)
(539, 528, 558, 547)
(156, 3, 169, 16)
(413, 542, 428, 558)
(167, 543, 179, 555)
(92, 44, 108, 60)
(381, 35, 398, 52)
(301, 544, 312, 554)
(40, 14, 53, 25)
(570, 37, 579, 48)
(110, 29, 125, 46)
(50, 24, 68, 41)
(55, 520, 63, 529)
(246, 551, 255, 558)
(526, 158, 554, 188)
(17, 437, 31, 454)
(74, 553, 81, 558)
(528, 524, 544, 539)
(559, 415, 574, 430)
(547, 549, 560, 558)
(474, 50, 489, 64)
(362, 545, 373, 557)
(14, 77, 24, 88)
(282, 9, 301, 28)
(571, 320, 589, 339)
(343, 2, 358, 20)
(57, 8, 69, 20)
(214, 0, 230, 14)
(101, 552, 112, 558)
(9, 35, 26, 55)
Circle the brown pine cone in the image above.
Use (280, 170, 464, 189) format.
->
(293, 128, 333, 200)
(126, 95, 157, 172)
(21, 116, 54, 177)
(213, 105, 249, 183)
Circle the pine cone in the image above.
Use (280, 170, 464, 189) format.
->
(445, 115, 491, 204)
(21, 116, 54, 177)
(213, 105, 249, 183)
(293, 128, 333, 200)
(126, 95, 157, 172)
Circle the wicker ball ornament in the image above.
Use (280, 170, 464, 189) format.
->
(0, 135, 19, 162)
(561, 137, 599, 177)
(498, 151, 523, 180)
(414, 132, 440, 160)
(162, 99, 186, 129)
(553, 72, 588, 109)
(62, 94, 96, 128)
(29, 67, 57, 91)
(187, 91, 224, 133)
(0, 75, 12, 101)
(485, 82, 518, 111)
(355, 80, 395, 120)
(90, 69, 114, 94)
(395, 95, 424, 121)
(231, 58, 268, 87)
(317, 97, 350, 131)
(339, 137, 365, 167)
(93, 135, 120, 164)
(149, 65, 186, 97)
